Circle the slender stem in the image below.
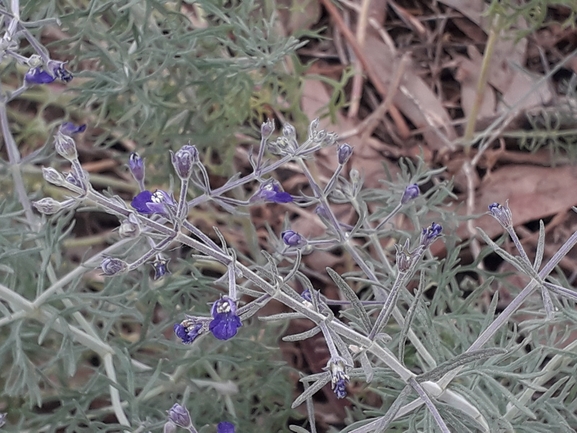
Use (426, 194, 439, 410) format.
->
(462, 15, 500, 154)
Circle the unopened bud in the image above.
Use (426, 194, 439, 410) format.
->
(128, 152, 145, 184)
(54, 134, 77, 161)
(488, 202, 513, 229)
(401, 184, 420, 204)
(261, 119, 275, 138)
(282, 123, 297, 141)
(281, 230, 307, 248)
(54, 123, 85, 161)
(33, 197, 63, 215)
(167, 403, 192, 428)
(170, 144, 198, 180)
(337, 143, 353, 165)
(101, 257, 128, 276)
(42, 167, 66, 186)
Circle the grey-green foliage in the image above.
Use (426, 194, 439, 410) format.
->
(22, 0, 305, 171)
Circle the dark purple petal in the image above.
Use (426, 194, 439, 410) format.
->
(217, 421, 235, 433)
(53, 64, 73, 82)
(152, 259, 170, 280)
(334, 378, 347, 399)
(25, 67, 55, 84)
(174, 321, 202, 344)
(209, 313, 242, 340)
(131, 190, 153, 214)
(420, 222, 443, 248)
(60, 122, 86, 135)
(271, 191, 293, 203)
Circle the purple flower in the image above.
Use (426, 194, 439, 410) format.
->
(25, 67, 55, 84)
(337, 143, 353, 165)
(152, 258, 170, 280)
(170, 144, 198, 180)
(282, 230, 307, 248)
(59, 122, 86, 135)
(401, 184, 420, 204)
(217, 421, 235, 433)
(131, 189, 175, 215)
(488, 202, 513, 229)
(167, 403, 192, 428)
(250, 181, 293, 204)
(128, 152, 145, 185)
(24, 62, 73, 85)
(174, 318, 205, 344)
(209, 296, 242, 340)
(420, 222, 443, 248)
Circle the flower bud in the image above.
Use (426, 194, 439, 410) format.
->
(308, 118, 319, 139)
(167, 403, 192, 428)
(281, 230, 307, 248)
(54, 123, 85, 161)
(33, 197, 63, 215)
(261, 119, 275, 138)
(101, 257, 128, 276)
(395, 240, 413, 273)
(128, 152, 145, 184)
(282, 123, 297, 141)
(401, 184, 420, 204)
(488, 202, 513, 229)
(54, 134, 77, 161)
(420, 222, 443, 248)
(170, 144, 198, 180)
(337, 143, 353, 165)
(42, 167, 66, 186)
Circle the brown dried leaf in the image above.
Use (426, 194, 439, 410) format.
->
(362, 34, 457, 151)
(463, 164, 577, 239)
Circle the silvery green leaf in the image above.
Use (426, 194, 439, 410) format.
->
(540, 286, 555, 319)
(326, 267, 371, 333)
(399, 271, 426, 361)
(359, 351, 374, 383)
(533, 220, 545, 271)
(418, 348, 506, 381)
(478, 229, 541, 280)
(292, 375, 331, 408)
(544, 282, 577, 302)
(289, 427, 311, 433)
(283, 326, 321, 342)
(213, 226, 228, 250)
(259, 312, 306, 321)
